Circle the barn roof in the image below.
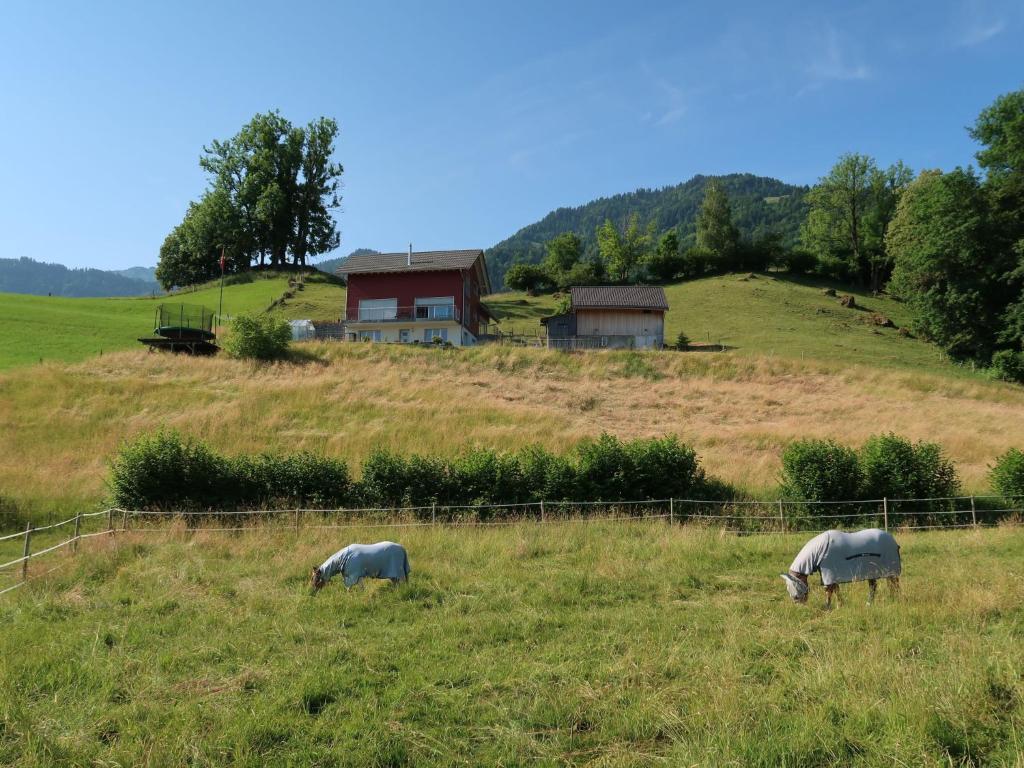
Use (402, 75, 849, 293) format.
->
(570, 285, 669, 311)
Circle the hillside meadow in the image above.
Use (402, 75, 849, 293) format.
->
(0, 271, 345, 370)
(2, 342, 1023, 517)
(1, 522, 1022, 766)
(489, 272, 967, 377)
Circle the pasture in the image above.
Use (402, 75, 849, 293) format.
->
(489, 272, 965, 377)
(1, 522, 1022, 766)
(0, 271, 345, 370)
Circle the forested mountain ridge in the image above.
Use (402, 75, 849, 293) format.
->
(485, 173, 808, 288)
(0, 257, 160, 297)
(314, 248, 379, 277)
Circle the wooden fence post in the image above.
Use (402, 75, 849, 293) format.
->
(431, 502, 436, 526)
(121, 509, 128, 532)
(883, 497, 888, 531)
(21, 522, 32, 581)
(107, 509, 113, 537)
(669, 498, 674, 525)
(778, 500, 785, 532)
(72, 512, 81, 553)
(970, 496, 977, 528)
(540, 500, 545, 522)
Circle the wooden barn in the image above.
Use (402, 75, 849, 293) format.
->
(543, 286, 668, 349)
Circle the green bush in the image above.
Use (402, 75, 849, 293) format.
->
(859, 433, 959, 500)
(575, 434, 632, 501)
(109, 428, 229, 510)
(223, 313, 291, 360)
(626, 436, 704, 500)
(245, 452, 351, 507)
(780, 439, 861, 502)
(357, 448, 409, 507)
(990, 350, 1024, 384)
(990, 448, 1024, 499)
(518, 446, 577, 503)
(109, 430, 715, 514)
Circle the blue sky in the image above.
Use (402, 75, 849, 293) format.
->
(0, 1, 1021, 271)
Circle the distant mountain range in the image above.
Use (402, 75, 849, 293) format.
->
(314, 248, 379, 276)
(0, 257, 161, 297)
(485, 173, 809, 288)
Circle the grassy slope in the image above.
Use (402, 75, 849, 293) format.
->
(1, 523, 1022, 766)
(487, 272, 961, 377)
(0, 273, 346, 370)
(3, 344, 1023, 516)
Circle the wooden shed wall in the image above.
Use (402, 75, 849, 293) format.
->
(574, 309, 664, 336)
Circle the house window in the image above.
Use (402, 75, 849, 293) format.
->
(424, 328, 448, 342)
(358, 298, 397, 321)
(414, 297, 455, 320)
(359, 330, 382, 342)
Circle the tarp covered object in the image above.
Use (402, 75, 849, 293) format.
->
(317, 541, 411, 588)
(789, 529, 901, 586)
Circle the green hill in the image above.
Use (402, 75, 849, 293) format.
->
(487, 272, 962, 377)
(485, 173, 808, 288)
(0, 271, 346, 370)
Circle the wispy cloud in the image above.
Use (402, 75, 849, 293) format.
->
(798, 25, 870, 96)
(956, 19, 1005, 46)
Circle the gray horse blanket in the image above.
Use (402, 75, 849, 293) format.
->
(789, 529, 901, 586)
(317, 542, 411, 588)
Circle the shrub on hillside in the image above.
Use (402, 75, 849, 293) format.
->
(575, 434, 632, 501)
(626, 436, 704, 500)
(358, 448, 410, 507)
(859, 433, 959, 501)
(990, 449, 1024, 499)
(990, 350, 1024, 384)
(109, 428, 229, 510)
(223, 313, 291, 360)
(780, 439, 861, 502)
(518, 445, 578, 503)
(236, 452, 351, 507)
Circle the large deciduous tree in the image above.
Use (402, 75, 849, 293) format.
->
(597, 214, 652, 283)
(156, 111, 343, 288)
(886, 168, 1011, 361)
(695, 180, 739, 269)
(801, 153, 912, 290)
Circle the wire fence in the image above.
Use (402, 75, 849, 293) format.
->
(1, 495, 1021, 598)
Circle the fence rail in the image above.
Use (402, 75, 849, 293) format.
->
(1, 495, 1021, 598)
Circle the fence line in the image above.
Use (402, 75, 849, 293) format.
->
(2, 494, 1022, 597)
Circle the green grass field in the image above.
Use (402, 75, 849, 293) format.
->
(2, 522, 1022, 766)
(0, 272, 346, 370)
(487, 272, 965, 377)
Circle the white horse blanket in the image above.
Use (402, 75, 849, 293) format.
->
(316, 541, 411, 588)
(789, 529, 901, 586)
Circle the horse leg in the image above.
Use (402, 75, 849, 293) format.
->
(867, 579, 877, 605)
(888, 576, 901, 598)
(825, 584, 837, 609)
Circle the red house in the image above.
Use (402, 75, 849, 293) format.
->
(337, 248, 494, 346)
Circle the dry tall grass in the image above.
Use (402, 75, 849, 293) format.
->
(2, 343, 1023, 512)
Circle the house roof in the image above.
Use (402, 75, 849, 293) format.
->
(336, 249, 484, 276)
(570, 285, 669, 311)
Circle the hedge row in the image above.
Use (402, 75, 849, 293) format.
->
(780, 433, 961, 504)
(108, 430, 707, 512)
(108, 429, 1024, 516)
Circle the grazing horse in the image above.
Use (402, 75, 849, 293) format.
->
(311, 541, 411, 593)
(781, 529, 901, 608)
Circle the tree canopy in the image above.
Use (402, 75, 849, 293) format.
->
(156, 111, 343, 289)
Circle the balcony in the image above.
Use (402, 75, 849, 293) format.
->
(346, 304, 461, 323)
